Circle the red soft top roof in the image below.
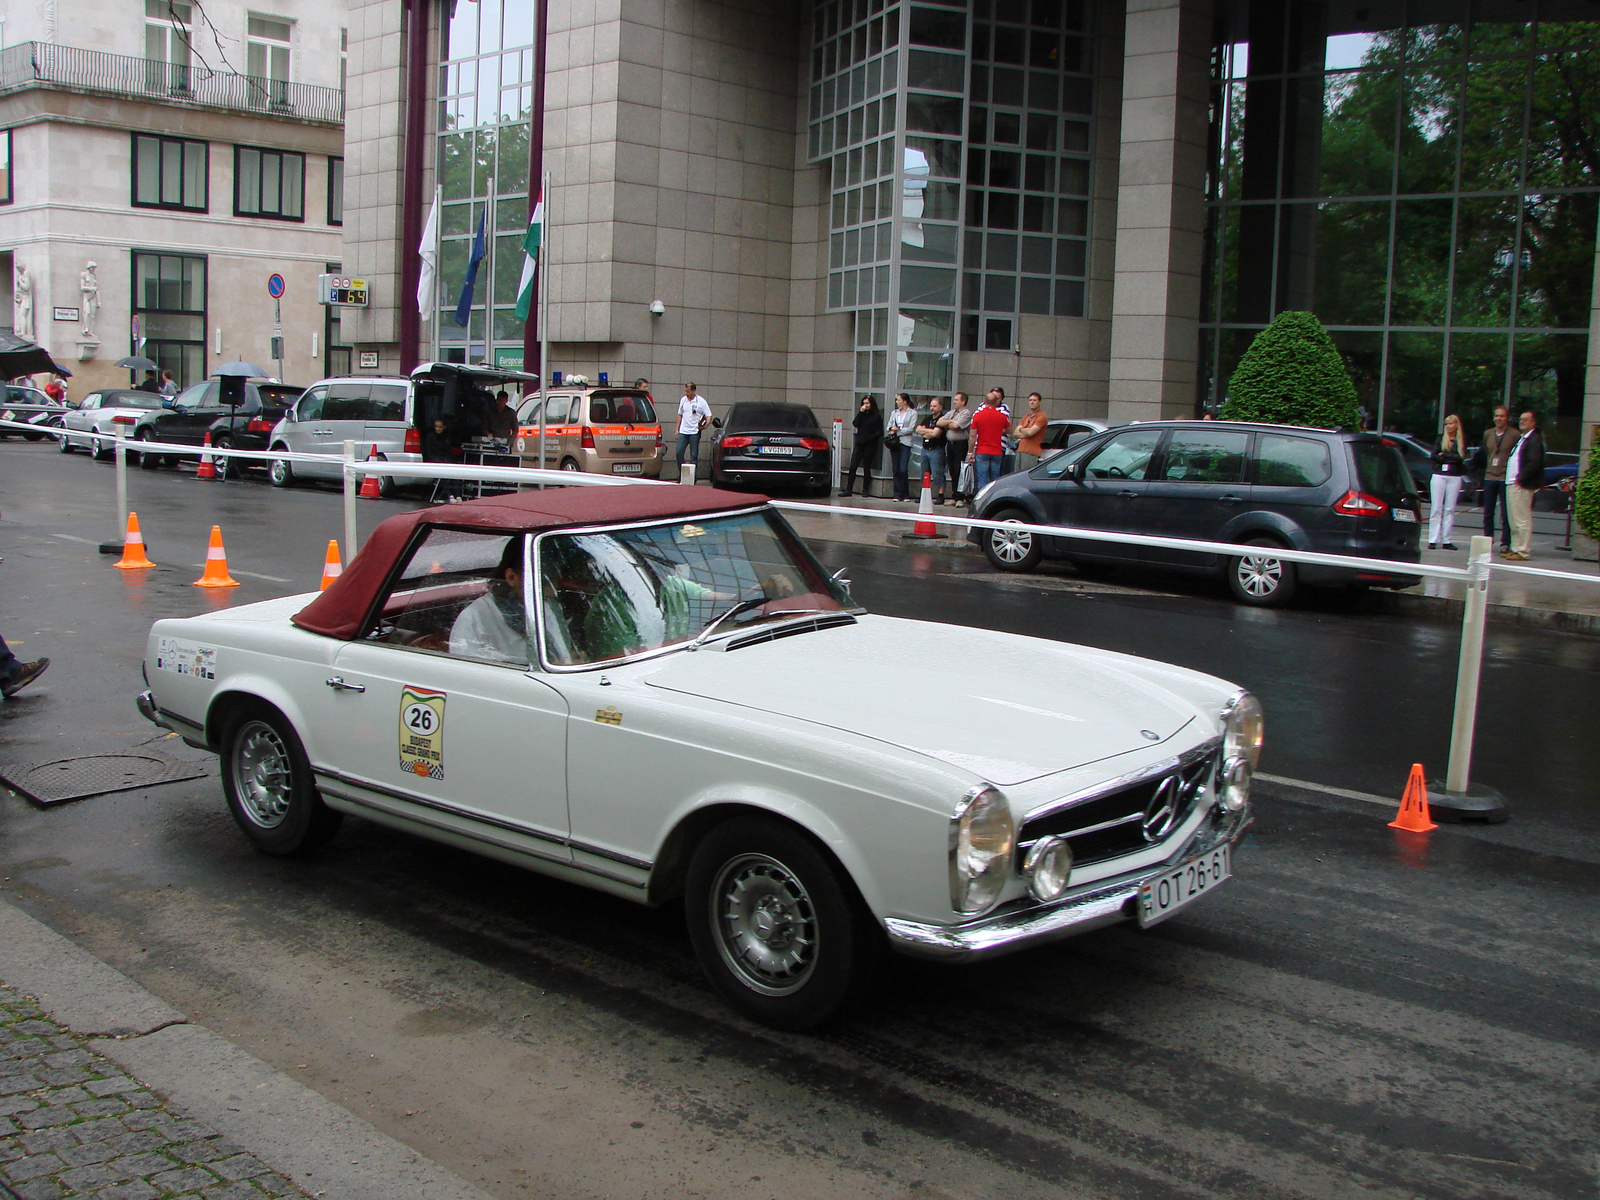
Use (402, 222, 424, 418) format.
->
(292, 484, 767, 640)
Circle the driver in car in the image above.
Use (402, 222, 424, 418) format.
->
(448, 539, 529, 665)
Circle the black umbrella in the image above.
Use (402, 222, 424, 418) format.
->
(114, 355, 160, 372)
(0, 332, 73, 379)
(214, 361, 272, 377)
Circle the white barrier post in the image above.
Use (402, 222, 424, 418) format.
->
(343, 439, 358, 560)
(1432, 534, 1507, 821)
(114, 425, 128, 535)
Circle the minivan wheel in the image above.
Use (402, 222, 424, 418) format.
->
(982, 508, 1042, 572)
(268, 451, 294, 488)
(560, 458, 581, 472)
(1228, 537, 1297, 607)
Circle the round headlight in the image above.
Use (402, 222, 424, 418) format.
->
(1221, 691, 1264, 771)
(1218, 754, 1251, 812)
(949, 786, 1015, 914)
(1023, 835, 1074, 903)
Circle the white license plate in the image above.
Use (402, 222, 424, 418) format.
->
(611, 462, 643, 474)
(1393, 508, 1417, 523)
(1137, 844, 1231, 928)
(758, 445, 797, 455)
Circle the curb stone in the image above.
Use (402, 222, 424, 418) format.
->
(0, 901, 493, 1200)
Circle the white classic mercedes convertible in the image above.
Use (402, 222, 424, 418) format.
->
(139, 485, 1261, 1029)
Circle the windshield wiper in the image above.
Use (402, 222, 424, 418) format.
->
(687, 596, 769, 650)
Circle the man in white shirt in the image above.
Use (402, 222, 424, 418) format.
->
(676, 382, 712, 469)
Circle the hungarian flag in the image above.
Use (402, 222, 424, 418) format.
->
(453, 208, 486, 328)
(514, 187, 544, 322)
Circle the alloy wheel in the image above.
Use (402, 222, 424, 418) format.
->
(1235, 553, 1283, 598)
(711, 853, 819, 997)
(232, 720, 294, 829)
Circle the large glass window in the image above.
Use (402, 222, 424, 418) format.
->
(327, 156, 344, 225)
(144, 0, 192, 91)
(132, 134, 207, 211)
(235, 146, 304, 220)
(131, 252, 206, 388)
(1203, 0, 1598, 449)
(247, 16, 293, 106)
(0, 130, 12, 206)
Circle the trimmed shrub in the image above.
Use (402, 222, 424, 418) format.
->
(1576, 451, 1600, 544)
(1220, 311, 1364, 431)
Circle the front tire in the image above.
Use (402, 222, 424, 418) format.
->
(136, 429, 160, 470)
(59, 432, 75, 454)
(220, 703, 342, 856)
(268, 450, 295, 488)
(1228, 537, 1297, 607)
(214, 434, 240, 479)
(982, 507, 1043, 572)
(685, 817, 878, 1031)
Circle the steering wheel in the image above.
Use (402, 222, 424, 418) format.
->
(1106, 465, 1127, 478)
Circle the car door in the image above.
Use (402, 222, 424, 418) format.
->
(1140, 428, 1251, 568)
(166, 382, 220, 445)
(322, 381, 376, 461)
(67, 393, 99, 443)
(1249, 431, 1335, 538)
(361, 382, 411, 459)
(1056, 428, 1165, 564)
(318, 529, 573, 861)
(281, 384, 334, 477)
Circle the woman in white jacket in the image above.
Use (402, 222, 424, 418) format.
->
(1428, 413, 1469, 550)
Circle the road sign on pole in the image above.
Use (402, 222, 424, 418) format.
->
(267, 274, 286, 299)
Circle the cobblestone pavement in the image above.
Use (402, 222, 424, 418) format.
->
(0, 985, 308, 1200)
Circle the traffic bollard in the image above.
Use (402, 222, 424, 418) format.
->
(1431, 534, 1508, 822)
(99, 425, 131, 554)
(343, 439, 358, 559)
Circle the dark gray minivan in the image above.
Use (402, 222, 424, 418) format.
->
(971, 421, 1421, 606)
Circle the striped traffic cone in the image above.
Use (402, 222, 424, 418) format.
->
(319, 540, 343, 590)
(358, 444, 382, 499)
(193, 526, 240, 588)
(113, 512, 155, 569)
(909, 471, 938, 537)
(195, 432, 219, 480)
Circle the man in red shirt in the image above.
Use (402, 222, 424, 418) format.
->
(968, 388, 1011, 494)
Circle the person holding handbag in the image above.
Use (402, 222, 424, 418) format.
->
(841, 395, 883, 497)
(1427, 413, 1469, 550)
(884, 392, 918, 501)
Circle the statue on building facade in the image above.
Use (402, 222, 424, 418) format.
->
(80, 262, 100, 340)
(13, 262, 33, 343)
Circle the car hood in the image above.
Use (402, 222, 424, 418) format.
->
(642, 615, 1200, 785)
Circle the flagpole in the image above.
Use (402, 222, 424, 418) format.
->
(539, 169, 550, 475)
(429, 184, 442, 364)
(484, 186, 495, 365)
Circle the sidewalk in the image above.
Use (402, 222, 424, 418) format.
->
(780, 488, 1600, 633)
(0, 902, 491, 1200)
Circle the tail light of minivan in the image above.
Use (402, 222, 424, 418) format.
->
(580, 426, 596, 449)
(1334, 489, 1389, 517)
(655, 426, 663, 452)
(404, 427, 421, 454)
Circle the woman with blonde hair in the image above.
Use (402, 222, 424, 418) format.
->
(1428, 413, 1470, 549)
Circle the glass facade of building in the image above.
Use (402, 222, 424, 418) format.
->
(436, 0, 535, 365)
(809, 0, 1095, 410)
(1204, 0, 1600, 443)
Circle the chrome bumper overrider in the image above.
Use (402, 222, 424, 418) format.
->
(136, 690, 210, 748)
(884, 806, 1253, 962)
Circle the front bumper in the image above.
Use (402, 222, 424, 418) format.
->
(884, 805, 1253, 962)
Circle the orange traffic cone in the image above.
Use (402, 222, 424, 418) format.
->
(195, 432, 218, 480)
(1388, 763, 1437, 832)
(113, 512, 155, 569)
(193, 525, 240, 588)
(319, 540, 343, 591)
(910, 470, 938, 537)
(358, 444, 382, 499)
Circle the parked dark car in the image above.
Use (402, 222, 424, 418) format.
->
(0, 385, 66, 440)
(1383, 433, 1436, 492)
(126, 379, 304, 473)
(971, 421, 1421, 607)
(710, 402, 832, 496)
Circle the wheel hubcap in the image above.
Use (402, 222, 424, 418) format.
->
(711, 853, 818, 996)
(992, 521, 1033, 565)
(1237, 553, 1282, 597)
(233, 720, 293, 828)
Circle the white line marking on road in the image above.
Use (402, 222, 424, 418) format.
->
(183, 564, 292, 583)
(1256, 772, 1394, 808)
(52, 534, 101, 545)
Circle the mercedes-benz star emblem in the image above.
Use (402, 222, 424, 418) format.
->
(1141, 775, 1182, 842)
(1141, 729, 1160, 741)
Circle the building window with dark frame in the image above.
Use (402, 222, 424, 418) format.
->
(132, 134, 208, 211)
(235, 145, 305, 220)
(0, 130, 12, 205)
(131, 251, 207, 389)
(327, 156, 344, 225)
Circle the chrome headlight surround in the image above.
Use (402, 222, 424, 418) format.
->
(1219, 690, 1264, 812)
(1022, 835, 1073, 903)
(948, 785, 1015, 915)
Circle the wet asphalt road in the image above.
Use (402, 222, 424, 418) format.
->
(1, 442, 1597, 1200)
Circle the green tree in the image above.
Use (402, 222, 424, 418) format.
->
(1221, 311, 1363, 429)
(1576, 452, 1600, 544)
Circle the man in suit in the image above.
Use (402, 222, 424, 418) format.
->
(1503, 410, 1545, 561)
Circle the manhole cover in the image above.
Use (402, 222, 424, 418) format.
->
(0, 753, 210, 807)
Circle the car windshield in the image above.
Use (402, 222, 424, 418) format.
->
(537, 510, 850, 667)
(1354, 441, 1417, 500)
(104, 392, 167, 410)
(726, 404, 821, 433)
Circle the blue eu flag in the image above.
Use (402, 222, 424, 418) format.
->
(453, 208, 487, 328)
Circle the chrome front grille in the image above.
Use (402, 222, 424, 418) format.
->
(1017, 749, 1219, 868)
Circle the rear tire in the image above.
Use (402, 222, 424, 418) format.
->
(1228, 536, 1297, 607)
(685, 816, 879, 1031)
(268, 450, 295, 488)
(220, 703, 342, 856)
(136, 430, 160, 470)
(214, 434, 240, 479)
(982, 507, 1043, 572)
(560, 458, 581, 473)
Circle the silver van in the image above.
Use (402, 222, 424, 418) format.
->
(268, 362, 540, 491)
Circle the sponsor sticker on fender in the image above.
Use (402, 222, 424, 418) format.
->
(155, 638, 217, 680)
(399, 686, 447, 780)
(595, 706, 623, 726)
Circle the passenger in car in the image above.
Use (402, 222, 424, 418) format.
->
(448, 539, 529, 665)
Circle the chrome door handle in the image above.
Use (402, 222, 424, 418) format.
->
(325, 676, 365, 692)
(1219, 494, 1243, 505)
(1118, 490, 1138, 498)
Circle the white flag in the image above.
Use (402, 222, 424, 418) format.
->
(416, 186, 441, 320)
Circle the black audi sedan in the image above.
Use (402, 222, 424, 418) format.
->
(970, 420, 1421, 606)
(710, 402, 832, 496)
